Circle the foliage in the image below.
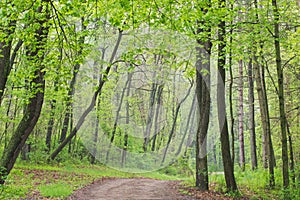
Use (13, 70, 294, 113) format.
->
(0, 0, 299, 198)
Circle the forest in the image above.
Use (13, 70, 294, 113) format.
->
(0, 0, 299, 199)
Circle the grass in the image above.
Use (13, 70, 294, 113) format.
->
(180, 165, 300, 200)
(39, 183, 73, 198)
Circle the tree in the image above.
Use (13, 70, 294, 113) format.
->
(252, 0, 275, 187)
(195, 8, 212, 190)
(271, 0, 289, 189)
(0, 0, 50, 184)
(247, 59, 258, 170)
(217, 0, 238, 191)
(238, 59, 245, 171)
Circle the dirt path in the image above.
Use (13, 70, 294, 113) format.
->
(68, 178, 195, 200)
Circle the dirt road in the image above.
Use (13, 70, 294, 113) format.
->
(68, 178, 195, 200)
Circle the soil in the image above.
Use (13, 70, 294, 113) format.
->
(68, 178, 195, 200)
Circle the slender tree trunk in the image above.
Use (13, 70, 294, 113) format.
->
(0, 91, 13, 146)
(228, 26, 235, 164)
(253, 56, 275, 187)
(59, 19, 87, 143)
(122, 72, 132, 166)
(143, 69, 158, 152)
(217, 2, 238, 191)
(46, 100, 56, 152)
(90, 59, 102, 164)
(253, 58, 268, 168)
(285, 80, 295, 185)
(238, 60, 245, 171)
(0, 2, 50, 184)
(152, 84, 164, 151)
(106, 69, 131, 162)
(90, 98, 100, 165)
(253, 0, 275, 187)
(272, 0, 289, 189)
(161, 82, 193, 164)
(287, 121, 295, 185)
(184, 101, 197, 155)
(0, 7, 18, 104)
(195, 17, 212, 190)
(49, 30, 123, 161)
(248, 59, 258, 170)
(176, 94, 196, 156)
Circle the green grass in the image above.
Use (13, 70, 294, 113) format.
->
(39, 183, 73, 198)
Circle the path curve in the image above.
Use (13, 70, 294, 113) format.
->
(68, 178, 195, 200)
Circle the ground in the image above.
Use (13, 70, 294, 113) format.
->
(68, 177, 248, 200)
(3, 165, 252, 199)
(68, 178, 194, 200)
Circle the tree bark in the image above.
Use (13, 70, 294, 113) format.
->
(272, 0, 289, 189)
(143, 68, 158, 152)
(195, 17, 212, 191)
(253, 0, 275, 187)
(253, 56, 275, 187)
(46, 99, 56, 152)
(287, 121, 295, 185)
(217, 2, 238, 191)
(151, 84, 164, 152)
(247, 59, 258, 170)
(238, 60, 245, 171)
(122, 72, 133, 166)
(228, 25, 235, 164)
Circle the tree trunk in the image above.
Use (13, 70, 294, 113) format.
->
(106, 69, 131, 162)
(176, 94, 196, 156)
(161, 82, 193, 164)
(90, 98, 99, 165)
(151, 84, 164, 152)
(143, 70, 158, 152)
(253, 56, 275, 187)
(253, 0, 275, 187)
(228, 26, 235, 164)
(59, 19, 87, 143)
(238, 60, 245, 171)
(287, 121, 295, 185)
(0, 10, 18, 103)
(195, 18, 212, 191)
(46, 99, 56, 152)
(272, 0, 289, 189)
(247, 59, 257, 170)
(0, 2, 50, 184)
(122, 72, 133, 166)
(217, 3, 238, 191)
